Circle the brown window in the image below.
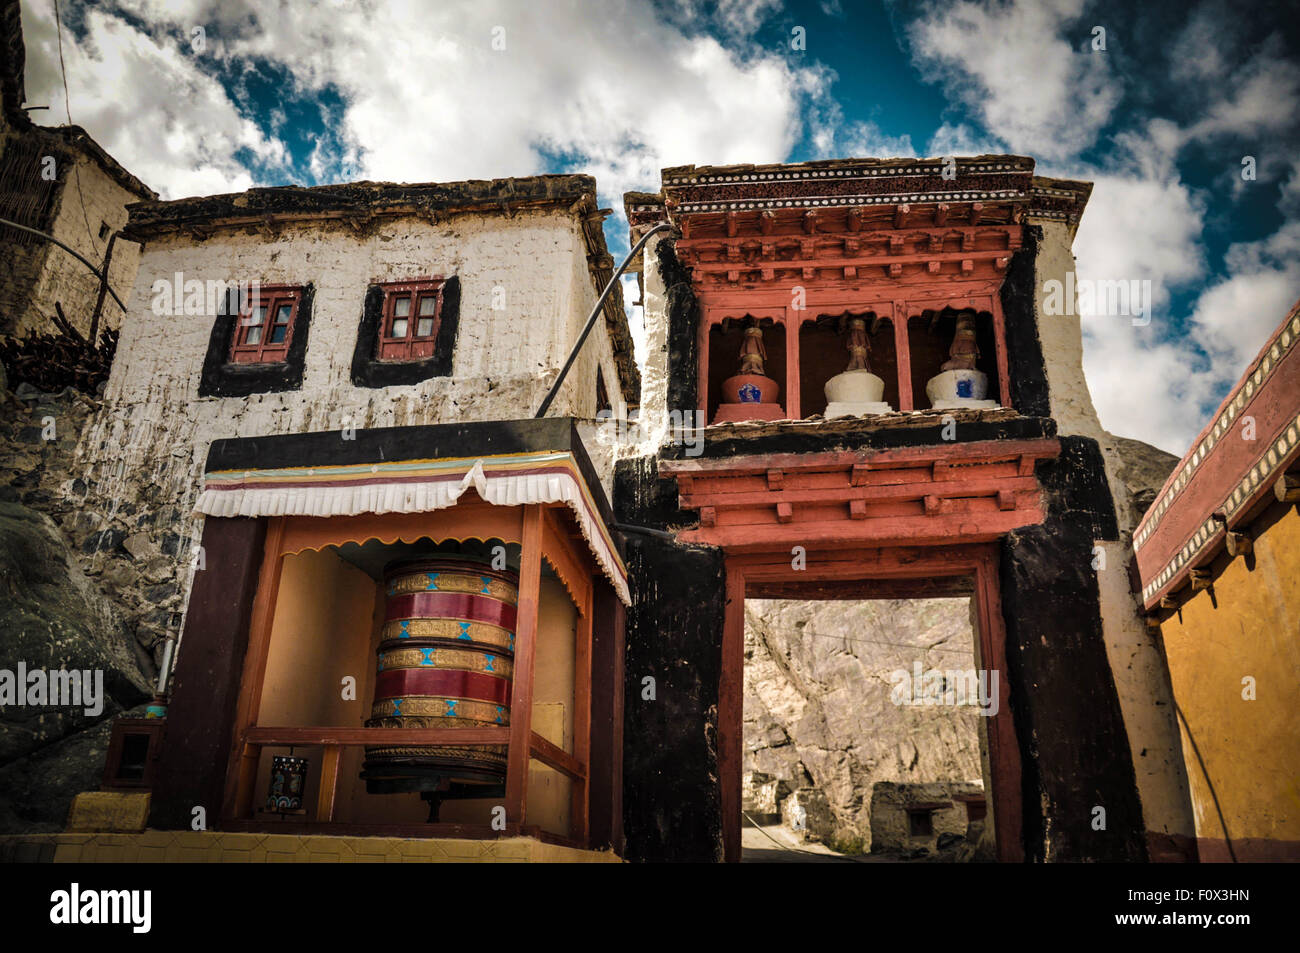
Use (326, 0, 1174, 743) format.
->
(377, 279, 445, 362)
(230, 286, 302, 364)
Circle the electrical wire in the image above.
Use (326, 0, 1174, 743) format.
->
(52, 0, 103, 255)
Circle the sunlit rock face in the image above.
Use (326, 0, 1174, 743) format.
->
(743, 597, 985, 851)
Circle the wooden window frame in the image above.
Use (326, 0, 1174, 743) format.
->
(230, 285, 303, 365)
(376, 279, 446, 362)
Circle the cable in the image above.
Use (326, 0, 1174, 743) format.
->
(741, 810, 864, 862)
(1173, 701, 1237, 862)
(750, 623, 980, 654)
(0, 216, 128, 311)
(52, 0, 102, 255)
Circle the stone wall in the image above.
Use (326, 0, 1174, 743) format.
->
(743, 597, 984, 852)
(0, 382, 155, 832)
(12, 151, 145, 340)
(1, 128, 148, 341)
(868, 780, 984, 854)
(0, 383, 173, 680)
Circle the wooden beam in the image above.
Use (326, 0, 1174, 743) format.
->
(571, 584, 593, 845)
(661, 439, 1062, 478)
(679, 474, 1041, 510)
(530, 732, 586, 781)
(223, 516, 287, 821)
(973, 552, 1024, 863)
(680, 508, 1045, 552)
(1275, 472, 1300, 503)
(505, 506, 544, 826)
(244, 726, 511, 746)
(316, 744, 342, 822)
(893, 302, 913, 411)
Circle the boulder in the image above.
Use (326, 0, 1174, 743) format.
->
(0, 502, 151, 830)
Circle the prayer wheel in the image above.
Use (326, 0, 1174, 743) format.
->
(361, 557, 518, 795)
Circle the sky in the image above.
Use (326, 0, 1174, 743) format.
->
(16, 0, 1300, 454)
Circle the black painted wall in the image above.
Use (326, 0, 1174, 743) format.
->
(1000, 436, 1146, 861)
(616, 456, 726, 863)
(658, 239, 699, 417)
(1000, 225, 1052, 418)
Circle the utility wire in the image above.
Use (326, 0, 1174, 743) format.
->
(52, 0, 102, 256)
(1173, 700, 1237, 862)
(740, 811, 865, 862)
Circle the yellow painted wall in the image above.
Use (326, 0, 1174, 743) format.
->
(1159, 506, 1300, 859)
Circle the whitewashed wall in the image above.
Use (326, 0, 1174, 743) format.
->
(65, 206, 625, 629)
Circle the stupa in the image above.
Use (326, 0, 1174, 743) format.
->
(824, 316, 892, 417)
(713, 321, 784, 423)
(926, 312, 998, 410)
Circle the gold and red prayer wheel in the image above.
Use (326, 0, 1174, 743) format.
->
(361, 557, 518, 794)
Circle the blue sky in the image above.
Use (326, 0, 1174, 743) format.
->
(18, 0, 1300, 453)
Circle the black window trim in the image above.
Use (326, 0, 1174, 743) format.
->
(351, 275, 461, 388)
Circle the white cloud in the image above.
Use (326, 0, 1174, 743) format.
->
(835, 120, 915, 159)
(20, 1, 288, 199)
(20, 0, 829, 209)
(1074, 170, 1208, 453)
(925, 121, 1001, 157)
(1187, 223, 1300, 377)
(905, 0, 1119, 161)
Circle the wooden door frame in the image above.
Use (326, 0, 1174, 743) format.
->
(719, 543, 1023, 863)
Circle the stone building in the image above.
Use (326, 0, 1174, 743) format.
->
(1135, 300, 1300, 862)
(0, 14, 155, 342)
(618, 156, 1197, 863)
(1, 154, 1221, 865)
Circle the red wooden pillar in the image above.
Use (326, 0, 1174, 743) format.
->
(892, 300, 913, 411)
(784, 310, 801, 420)
(975, 551, 1024, 862)
(571, 588, 593, 845)
(697, 314, 711, 420)
(505, 505, 544, 826)
(989, 295, 1013, 409)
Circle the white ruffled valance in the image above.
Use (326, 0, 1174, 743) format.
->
(195, 453, 629, 605)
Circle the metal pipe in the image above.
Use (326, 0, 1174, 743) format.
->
(611, 521, 674, 542)
(155, 636, 176, 695)
(535, 221, 672, 418)
(0, 215, 129, 312)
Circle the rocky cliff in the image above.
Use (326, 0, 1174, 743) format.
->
(744, 597, 985, 851)
(0, 383, 154, 831)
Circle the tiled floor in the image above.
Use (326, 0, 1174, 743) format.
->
(0, 830, 621, 863)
